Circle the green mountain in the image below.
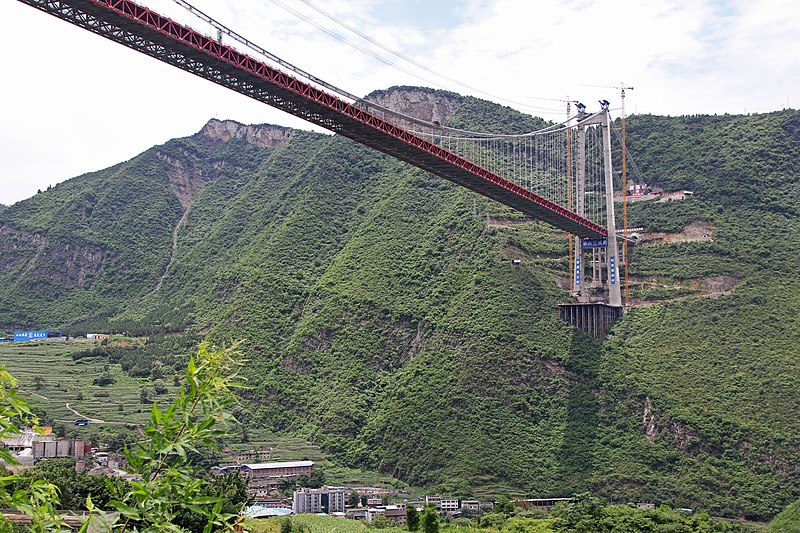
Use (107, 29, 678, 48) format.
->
(769, 498, 800, 531)
(1, 88, 798, 520)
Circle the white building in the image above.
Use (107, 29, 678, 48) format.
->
(425, 495, 459, 513)
(440, 498, 459, 513)
(293, 486, 346, 514)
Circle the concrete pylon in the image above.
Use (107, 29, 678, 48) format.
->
(570, 109, 622, 307)
(601, 110, 622, 307)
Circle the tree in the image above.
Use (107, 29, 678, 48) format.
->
(421, 504, 439, 533)
(769, 498, 800, 532)
(152, 378, 168, 395)
(406, 504, 420, 531)
(550, 493, 606, 532)
(150, 360, 164, 380)
(19, 457, 115, 510)
(33, 376, 45, 390)
(370, 515, 395, 529)
(347, 492, 360, 508)
(88, 343, 246, 531)
(92, 373, 116, 387)
(139, 387, 151, 404)
(495, 495, 516, 516)
(0, 365, 63, 530)
(478, 512, 507, 530)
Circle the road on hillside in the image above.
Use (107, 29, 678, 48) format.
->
(64, 403, 126, 426)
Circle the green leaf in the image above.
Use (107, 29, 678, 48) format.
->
(107, 499, 142, 520)
(151, 403, 163, 425)
(190, 496, 222, 505)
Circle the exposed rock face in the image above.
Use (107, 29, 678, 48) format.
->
(28, 238, 105, 289)
(199, 119, 294, 149)
(0, 224, 104, 291)
(365, 87, 463, 125)
(0, 224, 44, 275)
(156, 150, 209, 210)
(643, 396, 658, 442)
(157, 120, 295, 209)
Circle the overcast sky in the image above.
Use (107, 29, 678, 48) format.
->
(1, 0, 798, 205)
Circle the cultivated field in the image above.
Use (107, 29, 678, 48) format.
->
(0, 341, 414, 493)
(0, 340, 158, 427)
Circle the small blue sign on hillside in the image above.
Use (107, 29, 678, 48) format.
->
(582, 238, 608, 249)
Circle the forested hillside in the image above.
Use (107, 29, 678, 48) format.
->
(0, 88, 797, 520)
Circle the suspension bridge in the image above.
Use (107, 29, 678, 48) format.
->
(17, 0, 628, 334)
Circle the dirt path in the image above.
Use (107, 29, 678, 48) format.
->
(64, 402, 104, 423)
(25, 391, 50, 401)
(153, 206, 191, 293)
(637, 221, 713, 247)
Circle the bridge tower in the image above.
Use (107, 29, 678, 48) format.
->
(560, 107, 623, 336)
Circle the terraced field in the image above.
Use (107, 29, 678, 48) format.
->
(0, 341, 414, 493)
(0, 340, 160, 426)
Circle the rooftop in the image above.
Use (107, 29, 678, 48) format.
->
(240, 460, 314, 470)
(243, 505, 294, 518)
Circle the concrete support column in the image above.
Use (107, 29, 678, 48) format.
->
(574, 124, 587, 300)
(601, 110, 622, 307)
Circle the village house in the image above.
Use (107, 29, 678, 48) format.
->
(213, 460, 314, 495)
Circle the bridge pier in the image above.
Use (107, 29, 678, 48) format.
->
(558, 302, 622, 337)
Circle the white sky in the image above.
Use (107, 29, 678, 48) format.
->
(1, 0, 798, 205)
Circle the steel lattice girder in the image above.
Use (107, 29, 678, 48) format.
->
(19, 0, 607, 239)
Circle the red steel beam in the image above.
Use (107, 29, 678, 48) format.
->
(17, 0, 607, 238)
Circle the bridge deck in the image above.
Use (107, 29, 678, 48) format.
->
(19, 0, 606, 239)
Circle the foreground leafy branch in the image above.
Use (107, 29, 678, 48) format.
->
(1, 343, 247, 532)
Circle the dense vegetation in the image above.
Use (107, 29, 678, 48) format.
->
(768, 498, 800, 532)
(1, 88, 798, 521)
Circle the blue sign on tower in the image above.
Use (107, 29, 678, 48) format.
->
(609, 256, 616, 284)
(582, 238, 608, 249)
(575, 257, 581, 285)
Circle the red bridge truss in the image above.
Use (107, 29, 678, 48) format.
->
(18, 0, 607, 238)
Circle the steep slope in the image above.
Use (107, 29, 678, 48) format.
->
(592, 111, 800, 518)
(0, 88, 798, 520)
(0, 119, 299, 332)
(769, 498, 800, 532)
